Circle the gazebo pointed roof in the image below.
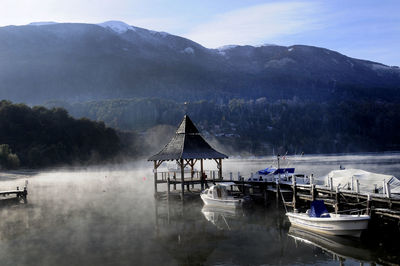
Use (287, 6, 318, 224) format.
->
(148, 115, 228, 161)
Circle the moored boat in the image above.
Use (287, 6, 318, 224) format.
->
(286, 200, 370, 237)
(200, 182, 251, 208)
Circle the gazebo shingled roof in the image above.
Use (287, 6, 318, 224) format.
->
(148, 115, 228, 161)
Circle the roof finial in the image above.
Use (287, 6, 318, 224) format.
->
(184, 101, 189, 115)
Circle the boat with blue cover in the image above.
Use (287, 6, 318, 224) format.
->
(286, 200, 370, 237)
(247, 167, 309, 185)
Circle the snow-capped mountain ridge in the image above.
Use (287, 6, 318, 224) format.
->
(97, 20, 136, 33)
(0, 21, 399, 104)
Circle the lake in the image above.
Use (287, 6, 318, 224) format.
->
(0, 153, 399, 265)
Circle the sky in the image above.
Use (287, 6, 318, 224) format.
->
(0, 0, 399, 66)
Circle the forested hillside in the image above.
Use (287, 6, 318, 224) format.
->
(0, 100, 123, 168)
(45, 98, 400, 155)
(0, 22, 399, 104)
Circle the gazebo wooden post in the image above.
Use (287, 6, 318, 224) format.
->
(200, 159, 204, 190)
(180, 158, 185, 200)
(218, 158, 222, 180)
(154, 161, 158, 196)
(190, 159, 194, 189)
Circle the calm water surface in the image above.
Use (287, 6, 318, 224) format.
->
(0, 153, 399, 265)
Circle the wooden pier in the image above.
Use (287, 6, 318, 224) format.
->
(0, 186, 28, 202)
(148, 115, 400, 228)
(154, 170, 400, 223)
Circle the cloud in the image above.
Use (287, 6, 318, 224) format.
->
(183, 1, 322, 48)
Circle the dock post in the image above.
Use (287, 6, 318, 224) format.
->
(238, 171, 240, 181)
(351, 175, 354, 191)
(200, 159, 204, 190)
(310, 174, 314, 185)
(382, 180, 386, 195)
(153, 161, 158, 197)
(385, 181, 391, 199)
(191, 159, 194, 189)
(329, 177, 333, 191)
(335, 186, 340, 214)
(292, 176, 297, 209)
(218, 158, 222, 180)
(167, 177, 170, 201)
(311, 184, 316, 201)
(366, 194, 371, 215)
(173, 172, 176, 190)
(356, 179, 360, 193)
(251, 172, 253, 180)
(180, 159, 185, 201)
(230, 172, 233, 181)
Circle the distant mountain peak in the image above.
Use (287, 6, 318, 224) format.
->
(97, 20, 135, 33)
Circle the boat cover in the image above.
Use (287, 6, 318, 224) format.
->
(310, 200, 330, 218)
(257, 168, 295, 175)
(326, 169, 400, 194)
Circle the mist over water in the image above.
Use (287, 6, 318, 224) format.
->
(0, 153, 399, 265)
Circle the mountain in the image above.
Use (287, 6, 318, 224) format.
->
(0, 21, 399, 104)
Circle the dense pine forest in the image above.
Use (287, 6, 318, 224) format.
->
(0, 100, 122, 169)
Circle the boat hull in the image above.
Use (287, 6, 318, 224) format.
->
(200, 194, 242, 208)
(286, 213, 370, 237)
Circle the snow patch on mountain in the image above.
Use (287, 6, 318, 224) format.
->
(181, 47, 194, 54)
(29, 22, 58, 26)
(217, 45, 238, 51)
(98, 21, 135, 33)
(149, 30, 169, 37)
(265, 57, 295, 68)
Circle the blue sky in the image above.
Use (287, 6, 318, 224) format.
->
(1, 0, 399, 65)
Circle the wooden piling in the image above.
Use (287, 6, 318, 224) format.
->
(167, 177, 170, 201)
(200, 159, 204, 190)
(385, 181, 391, 198)
(367, 194, 371, 215)
(153, 161, 158, 196)
(180, 158, 184, 201)
(292, 176, 296, 209)
(311, 184, 316, 201)
(173, 172, 176, 190)
(335, 186, 340, 214)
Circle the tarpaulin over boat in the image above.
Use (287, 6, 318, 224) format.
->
(257, 168, 295, 175)
(326, 169, 400, 194)
(309, 200, 330, 218)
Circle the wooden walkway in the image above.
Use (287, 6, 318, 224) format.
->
(0, 187, 28, 201)
(154, 171, 400, 222)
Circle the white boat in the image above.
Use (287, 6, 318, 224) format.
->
(286, 200, 370, 237)
(247, 167, 310, 185)
(200, 182, 251, 208)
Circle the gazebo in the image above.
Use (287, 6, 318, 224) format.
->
(148, 115, 228, 199)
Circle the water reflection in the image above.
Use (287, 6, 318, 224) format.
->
(288, 226, 374, 264)
(201, 205, 244, 230)
(0, 153, 399, 265)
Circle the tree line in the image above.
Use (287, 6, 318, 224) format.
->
(0, 100, 122, 169)
(45, 97, 400, 156)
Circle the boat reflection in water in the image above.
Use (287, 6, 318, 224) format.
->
(201, 205, 245, 230)
(288, 226, 375, 264)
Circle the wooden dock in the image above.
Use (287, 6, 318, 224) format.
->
(0, 186, 28, 202)
(154, 170, 400, 223)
